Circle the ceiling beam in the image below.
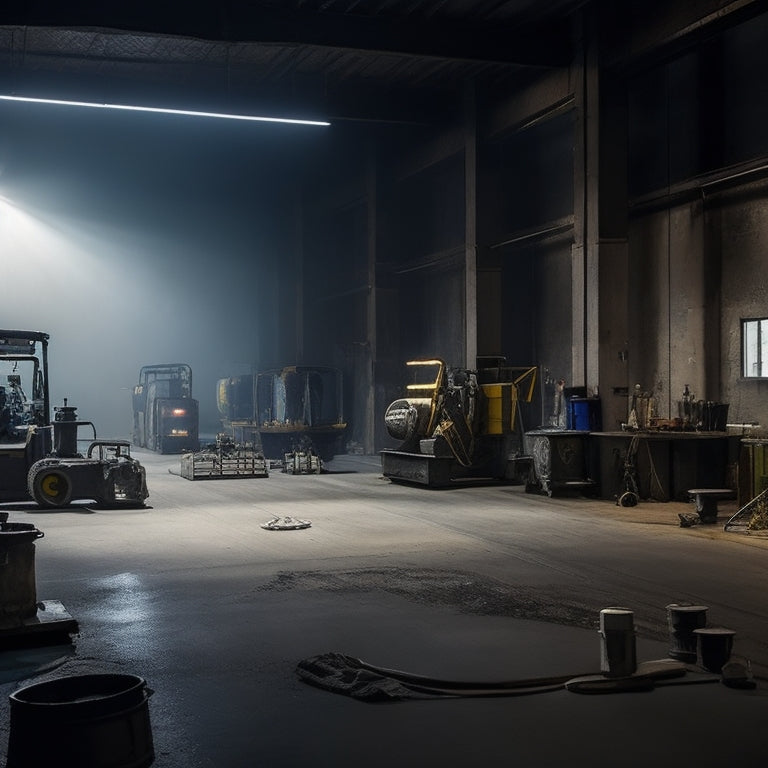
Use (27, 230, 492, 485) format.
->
(603, 0, 768, 73)
(0, 48, 456, 126)
(3, 3, 573, 68)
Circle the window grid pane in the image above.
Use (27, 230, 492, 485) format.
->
(743, 318, 768, 378)
(762, 320, 768, 377)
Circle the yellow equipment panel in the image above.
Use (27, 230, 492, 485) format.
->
(482, 383, 518, 435)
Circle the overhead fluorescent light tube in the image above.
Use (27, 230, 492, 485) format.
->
(0, 94, 330, 126)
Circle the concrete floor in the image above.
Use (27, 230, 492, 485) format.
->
(2, 449, 768, 767)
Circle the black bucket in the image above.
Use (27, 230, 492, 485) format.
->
(694, 627, 736, 673)
(666, 604, 708, 663)
(0, 522, 44, 620)
(7, 673, 154, 768)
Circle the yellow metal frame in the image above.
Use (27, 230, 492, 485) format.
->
(402, 360, 537, 439)
(481, 366, 537, 434)
(404, 359, 446, 438)
(509, 366, 538, 403)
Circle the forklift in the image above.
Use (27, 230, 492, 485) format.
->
(132, 363, 199, 454)
(0, 329, 148, 507)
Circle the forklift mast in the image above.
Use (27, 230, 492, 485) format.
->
(0, 329, 51, 448)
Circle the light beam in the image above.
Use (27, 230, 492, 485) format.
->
(0, 94, 331, 126)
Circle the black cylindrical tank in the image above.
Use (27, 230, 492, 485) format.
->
(53, 400, 79, 457)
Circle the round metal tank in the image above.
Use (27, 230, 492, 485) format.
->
(384, 398, 433, 443)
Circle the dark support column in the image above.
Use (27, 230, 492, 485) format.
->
(294, 190, 304, 364)
(465, 81, 478, 369)
(365, 144, 377, 454)
(700, 39, 724, 402)
(598, 76, 630, 431)
(572, 9, 600, 392)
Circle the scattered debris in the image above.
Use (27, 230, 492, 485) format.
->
(724, 487, 768, 534)
(720, 659, 757, 689)
(678, 512, 700, 528)
(260, 516, 311, 531)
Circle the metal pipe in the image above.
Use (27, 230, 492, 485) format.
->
(489, 218, 574, 250)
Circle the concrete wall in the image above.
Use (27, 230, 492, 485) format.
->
(627, 202, 709, 419)
(499, 238, 574, 396)
(299, 126, 470, 451)
(479, 106, 577, 405)
(598, 239, 629, 431)
(297, 2, 768, 453)
(299, 27, 582, 448)
(715, 180, 768, 427)
(618, 7, 768, 430)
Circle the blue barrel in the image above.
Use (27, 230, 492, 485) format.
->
(568, 398, 602, 431)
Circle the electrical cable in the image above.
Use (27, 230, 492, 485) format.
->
(296, 653, 725, 701)
(645, 440, 668, 501)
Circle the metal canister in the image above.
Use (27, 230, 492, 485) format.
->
(53, 400, 80, 457)
(599, 607, 637, 677)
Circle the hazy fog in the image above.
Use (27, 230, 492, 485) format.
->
(0, 100, 326, 437)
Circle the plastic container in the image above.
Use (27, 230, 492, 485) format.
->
(567, 398, 602, 431)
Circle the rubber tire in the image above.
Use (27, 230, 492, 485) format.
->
(26, 458, 60, 500)
(30, 465, 73, 507)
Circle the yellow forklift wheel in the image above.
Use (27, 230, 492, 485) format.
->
(32, 468, 73, 507)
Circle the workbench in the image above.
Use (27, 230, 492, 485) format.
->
(589, 431, 740, 502)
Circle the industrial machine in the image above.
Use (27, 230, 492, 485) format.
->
(380, 358, 537, 487)
(132, 363, 199, 454)
(27, 427, 149, 508)
(216, 365, 346, 462)
(0, 329, 148, 507)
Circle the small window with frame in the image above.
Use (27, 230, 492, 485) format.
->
(742, 317, 768, 378)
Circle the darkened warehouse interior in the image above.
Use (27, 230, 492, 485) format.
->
(2, 2, 768, 766)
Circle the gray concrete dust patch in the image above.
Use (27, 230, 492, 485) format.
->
(257, 566, 600, 630)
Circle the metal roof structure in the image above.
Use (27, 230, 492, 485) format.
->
(0, 1, 587, 125)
